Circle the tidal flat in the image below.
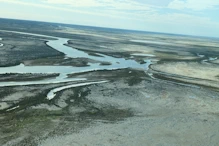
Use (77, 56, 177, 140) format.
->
(0, 18, 219, 146)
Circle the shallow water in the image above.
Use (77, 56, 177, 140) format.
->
(0, 37, 3, 47)
(132, 53, 155, 57)
(0, 30, 151, 81)
(47, 81, 108, 100)
(0, 30, 152, 100)
(197, 53, 205, 58)
(209, 57, 218, 61)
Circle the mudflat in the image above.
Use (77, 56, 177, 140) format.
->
(0, 18, 219, 146)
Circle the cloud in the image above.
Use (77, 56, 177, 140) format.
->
(44, 0, 103, 7)
(0, 0, 156, 18)
(168, 0, 186, 10)
(43, 0, 155, 11)
(0, 0, 157, 21)
(1, 0, 219, 37)
(168, 0, 219, 10)
(0, 0, 217, 24)
(0, 0, 115, 18)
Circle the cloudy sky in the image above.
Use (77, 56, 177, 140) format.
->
(0, 0, 219, 37)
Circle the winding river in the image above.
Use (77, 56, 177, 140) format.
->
(0, 30, 152, 101)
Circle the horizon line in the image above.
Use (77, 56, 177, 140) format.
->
(0, 17, 218, 39)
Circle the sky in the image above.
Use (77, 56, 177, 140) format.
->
(0, 0, 219, 37)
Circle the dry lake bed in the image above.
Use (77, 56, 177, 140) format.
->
(0, 18, 219, 146)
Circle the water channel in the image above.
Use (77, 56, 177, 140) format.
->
(0, 30, 152, 100)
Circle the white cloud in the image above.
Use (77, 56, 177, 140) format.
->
(44, 0, 103, 7)
(168, 0, 186, 10)
(43, 0, 155, 11)
(0, 0, 115, 17)
(0, 0, 217, 25)
(168, 0, 219, 10)
(0, 0, 156, 20)
(1, 0, 219, 37)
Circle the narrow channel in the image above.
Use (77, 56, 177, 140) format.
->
(0, 37, 3, 47)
